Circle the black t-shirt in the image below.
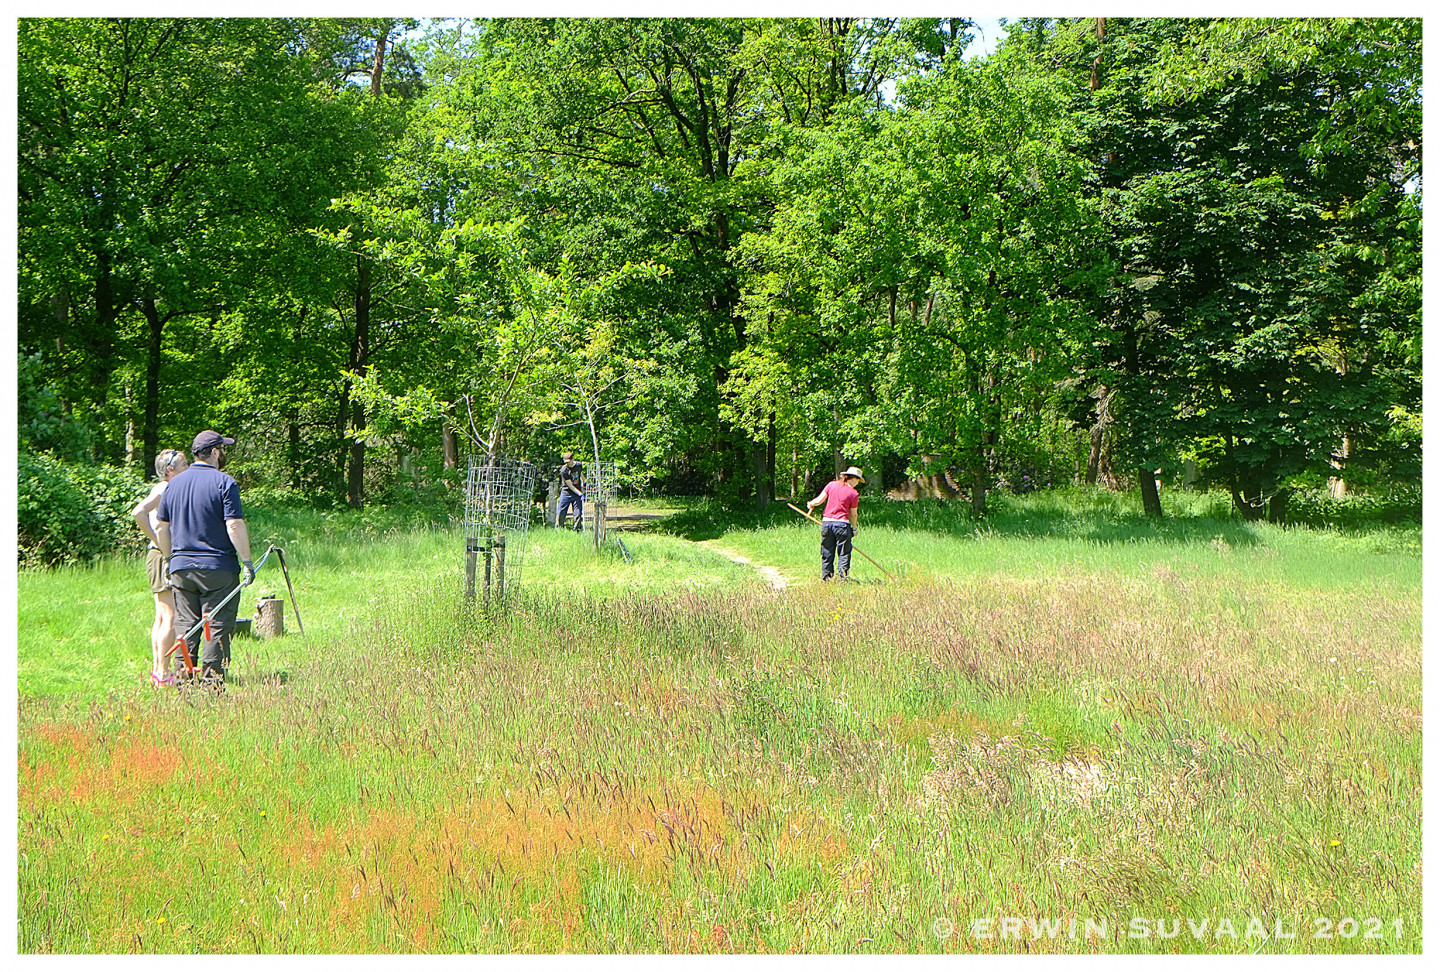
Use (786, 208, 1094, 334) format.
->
(559, 461, 585, 495)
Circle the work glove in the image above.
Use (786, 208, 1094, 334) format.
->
(241, 559, 255, 586)
(161, 555, 172, 587)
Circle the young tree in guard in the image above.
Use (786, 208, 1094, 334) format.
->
(463, 457, 536, 604)
(584, 461, 618, 551)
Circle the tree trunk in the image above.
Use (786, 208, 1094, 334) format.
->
(287, 307, 306, 490)
(1117, 315, 1157, 512)
(1232, 488, 1267, 521)
(1086, 385, 1113, 486)
(1098, 432, 1116, 489)
(1329, 429, 1354, 498)
(442, 423, 459, 471)
(1268, 488, 1290, 524)
(92, 249, 117, 370)
(970, 446, 988, 517)
(765, 411, 777, 503)
(752, 413, 776, 509)
(984, 366, 1001, 493)
(1328, 350, 1351, 497)
(138, 297, 166, 480)
(1139, 465, 1163, 518)
(1228, 478, 1267, 521)
(342, 23, 390, 509)
(125, 386, 135, 466)
(1090, 18, 1107, 91)
(1088, 385, 1120, 488)
(336, 381, 350, 495)
(751, 443, 771, 509)
(288, 408, 301, 491)
(91, 246, 118, 461)
(964, 347, 988, 516)
(51, 290, 69, 354)
(347, 258, 370, 509)
(1225, 435, 1266, 521)
(346, 407, 365, 508)
(370, 24, 388, 97)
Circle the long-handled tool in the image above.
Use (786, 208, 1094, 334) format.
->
(165, 544, 281, 675)
(273, 546, 306, 640)
(786, 502, 898, 582)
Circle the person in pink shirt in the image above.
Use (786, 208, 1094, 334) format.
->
(805, 466, 865, 580)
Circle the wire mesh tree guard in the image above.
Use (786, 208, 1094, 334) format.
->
(463, 456, 537, 602)
(584, 460, 618, 549)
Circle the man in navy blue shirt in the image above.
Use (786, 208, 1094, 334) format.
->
(156, 430, 254, 686)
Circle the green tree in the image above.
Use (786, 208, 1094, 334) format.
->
(1009, 17, 1421, 519)
(427, 18, 938, 504)
(1151, 17, 1422, 501)
(734, 38, 1098, 513)
(17, 17, 385, 479)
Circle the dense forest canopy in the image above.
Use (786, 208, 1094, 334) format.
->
(16, 17, 1422, 546)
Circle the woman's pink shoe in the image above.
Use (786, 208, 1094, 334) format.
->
(150, 672, 175, 687)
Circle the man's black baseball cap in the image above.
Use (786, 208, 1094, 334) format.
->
(192, 430, 236, 453)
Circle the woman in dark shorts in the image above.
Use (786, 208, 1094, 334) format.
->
(131, 448, 189, 684)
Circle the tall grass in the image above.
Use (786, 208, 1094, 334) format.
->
(17, 492, 1421, 953)
(16, 521, 752, 699)
(689, 489, 1420, 593)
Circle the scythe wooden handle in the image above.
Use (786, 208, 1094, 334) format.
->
(785, 502, 897, 582)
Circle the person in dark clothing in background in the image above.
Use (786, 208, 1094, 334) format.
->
(156, 430, 254, 687)
(556, 451, 586, 531)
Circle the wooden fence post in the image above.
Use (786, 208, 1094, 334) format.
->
(496, 536, 507, 598)
(465, 538, 478, 600)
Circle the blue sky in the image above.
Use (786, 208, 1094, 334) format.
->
(967, 17, 1008, 59)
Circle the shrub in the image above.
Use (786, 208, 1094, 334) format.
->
(17, 452, 149, 567)
(16, 352, 94, 460)
(1284, 485, 1422, 528)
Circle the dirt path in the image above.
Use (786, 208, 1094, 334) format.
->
(699, 540, 790, 591)
(597, 505, 792, 590)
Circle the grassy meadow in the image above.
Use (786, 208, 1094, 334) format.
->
(16, 490, 1421, 953)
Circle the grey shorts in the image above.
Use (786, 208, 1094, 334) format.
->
(145, 548, 169, 595)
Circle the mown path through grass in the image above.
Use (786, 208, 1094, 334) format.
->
(697, 540, 790, 590)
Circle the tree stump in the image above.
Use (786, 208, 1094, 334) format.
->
(254, 597, 284, 638)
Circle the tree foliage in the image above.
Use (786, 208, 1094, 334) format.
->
(16, 15, 1422, 550)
